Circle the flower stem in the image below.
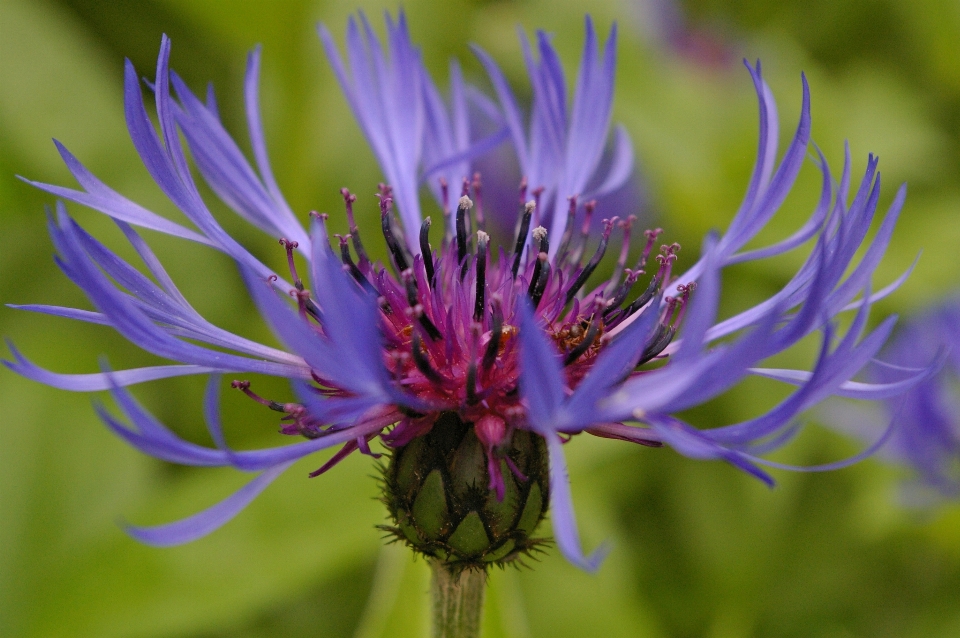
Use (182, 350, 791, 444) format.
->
(429, 560, 486, 638)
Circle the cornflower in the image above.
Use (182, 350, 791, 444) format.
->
(5, 12, 928, 583)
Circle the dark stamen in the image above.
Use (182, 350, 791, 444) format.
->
(602, 268, 640, 319)
(482, 297, 504, 371)
(638, 324, 676, 365)
(617, 246, 678, 321)
(530, 256, 551, 310)
(456, 195, 473, 277)
(419, 217, 436, 288)
(527, 250, 545, 300)
(511, 201, 535, 279)
(231, 380, 286, 412)
(564, 217, 616, 305)
(403, 270, 442, 341)
(532, 225, 549, 256)
(411, 328, 444, 384)
(337, 234, 378, 295)
(615, 274, 660, 322)
(474, 231, 489, 323)
(637, 297, 679, 365)
(340, 188, 369, 268)
(379, 195, 410, 274)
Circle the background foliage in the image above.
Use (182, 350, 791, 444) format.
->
(2, 0, 960, 636)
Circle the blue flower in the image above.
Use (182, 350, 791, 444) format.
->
(4, 12, 929, 571)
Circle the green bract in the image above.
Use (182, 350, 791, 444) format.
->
(382, 413, 550, 568)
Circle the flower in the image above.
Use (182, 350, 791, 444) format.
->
(4, 12, 927, 571)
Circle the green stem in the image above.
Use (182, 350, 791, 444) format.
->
(429, 560, 486, 638)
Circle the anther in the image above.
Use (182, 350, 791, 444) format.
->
(564, 217, 616, 305)
(231, 380, 286, 412)
(379, 194, 410, 274)
(411, 325, 444, 384)
(617, 249, 676, 321)
(602, 268, 641, 319)
(456, 195, 473, 276)
(637, 297, 679, 365)
(419, 217, 436, 288)
(529, 253, 551, 310)
(474, 231, 489, 323)
(527, 249, 546, 298)
(532, 225, 549, 256)
(337, 234, 377, 295)
(511, 201, 535, 279)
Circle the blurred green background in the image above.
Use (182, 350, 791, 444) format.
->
(2, 0, 960, 636)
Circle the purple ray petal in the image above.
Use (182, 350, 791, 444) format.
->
(125, 461, 294, 546)
(3, 342, 214, 391)
(517, 299, 566, 428)
(545, 433, 610, 571)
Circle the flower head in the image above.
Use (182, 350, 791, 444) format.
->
(5, 12, 928, 571)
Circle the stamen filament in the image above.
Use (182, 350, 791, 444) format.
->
(340, 188, 370, 268)
(511, 201, 535, 279)
(564, 217, 616, 305)
(231, 380, 286, 412)
(379, 195, 410, 274)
